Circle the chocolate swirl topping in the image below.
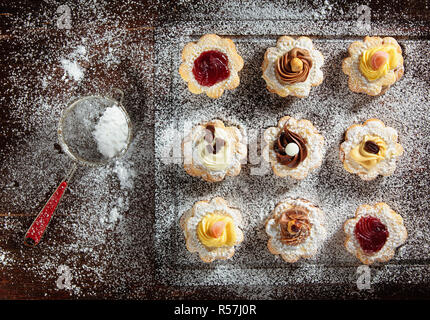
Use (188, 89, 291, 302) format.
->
(275, 48, 313, 85)
(204, 124, 225, 154)
(274, 124, 308, 168)
(276, 209, 311, 246)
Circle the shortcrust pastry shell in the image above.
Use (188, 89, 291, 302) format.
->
(342, 36, 404, 96)
(263, 116, 325, 180)
(262, 36, 324, 98)
(265, 198, 326, 263)
(343, 202, 407, 265)
(339, 118, 404, 181)
(179, 34, 244, 99)
(182, 119, 247, 183)
(180, 197, 244, 263)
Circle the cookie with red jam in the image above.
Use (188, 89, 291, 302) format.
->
(265, 198, 326, 263)
(179, 34, 244, 98)
(342, 36, 404, 96)
(344, 202, 407, 265)
(263, 116, 324, 180)
(262, 36, 324, 98)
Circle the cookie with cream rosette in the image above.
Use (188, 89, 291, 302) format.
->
(262, 36, 324, 98)
(344, 202, 407, 265)
(182, 119, 247, 183)
(342, 36, 404, 96)
(179, 34, 244, 99)
(340, 119, 404, 181)
(180, 197, 244, 263)
(263, 116, 324, 180)
(265, 198, 326, 263)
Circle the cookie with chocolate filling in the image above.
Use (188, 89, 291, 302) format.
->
(265, 198, 326, 263)
(263, 116, 324, 179)
(180, 197, 244, 263)
(340, 119, 404, 181)
(262, 36, 324, 98)
(344, 202, 407, 265)
(182, 119, 247, 182)
(179, 34, 244, 99)
(342, 36, 404, 96)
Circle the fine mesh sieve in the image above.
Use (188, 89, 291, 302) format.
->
(58, 91, 132, 166)
(24, 89, 132, 247)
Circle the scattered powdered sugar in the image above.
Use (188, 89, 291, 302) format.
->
(0, 248, 13, 266)
(73, 45, 87, 58)
(1, 0, 155, 299)
(107, 207, 121, 225)
(60, 59, 85, 82)
(113, 161, 136, 190)
(100, 197, 126, 231)
(60, 44, 88, 82)
(154, 7, 430, 295)
(0, 0, 429, 299)
(93, 105, 129, 159)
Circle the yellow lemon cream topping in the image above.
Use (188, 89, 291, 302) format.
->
(349, 135, 387, 170)
(359, 45, 400, 81)
(197, 213, 237, 248)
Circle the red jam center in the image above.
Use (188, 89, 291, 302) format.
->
(192, 50, 230, 87)
(354, 216, 389, 254)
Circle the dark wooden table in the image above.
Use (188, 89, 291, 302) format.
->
(0, 0, 429, 299)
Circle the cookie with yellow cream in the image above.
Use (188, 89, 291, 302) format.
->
(182, 119, 247, 182)
(340, 119, 404, 181)
(180, 197, 244, 263)
(342, 36, 404, 96)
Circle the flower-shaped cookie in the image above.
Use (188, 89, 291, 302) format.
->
(262, 36, 324, 98)
(179, 34, 244, 98)
(180, 197, 244, 263)
(344, 202, 407, 265)
(182, 119, 247, 182)
(340, 119, 404, 181)
(265, 198, 326, 263)
(342, 36, 404, 96)
(263, 116, 324, 180)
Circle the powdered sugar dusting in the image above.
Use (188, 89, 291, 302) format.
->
(61, 59, 84, 82)
(154, 13, 430, 294)
(266, 198, 326, 263)
(1, 0, 429, 299)
(93, 105, 129, 159)
(59, 44, 88, 82)
(0, 1, 154, 299)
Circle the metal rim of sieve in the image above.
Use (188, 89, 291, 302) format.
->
(57, 90, 133, 167)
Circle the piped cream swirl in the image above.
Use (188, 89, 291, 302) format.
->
(197, 127, 233, 171)
(275, 48, 313, 85)
(359, 45, 400, 81)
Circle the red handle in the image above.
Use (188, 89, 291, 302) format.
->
(24, 180, 68, 246)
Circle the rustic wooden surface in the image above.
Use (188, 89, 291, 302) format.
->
(0, 0, 429, 299)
